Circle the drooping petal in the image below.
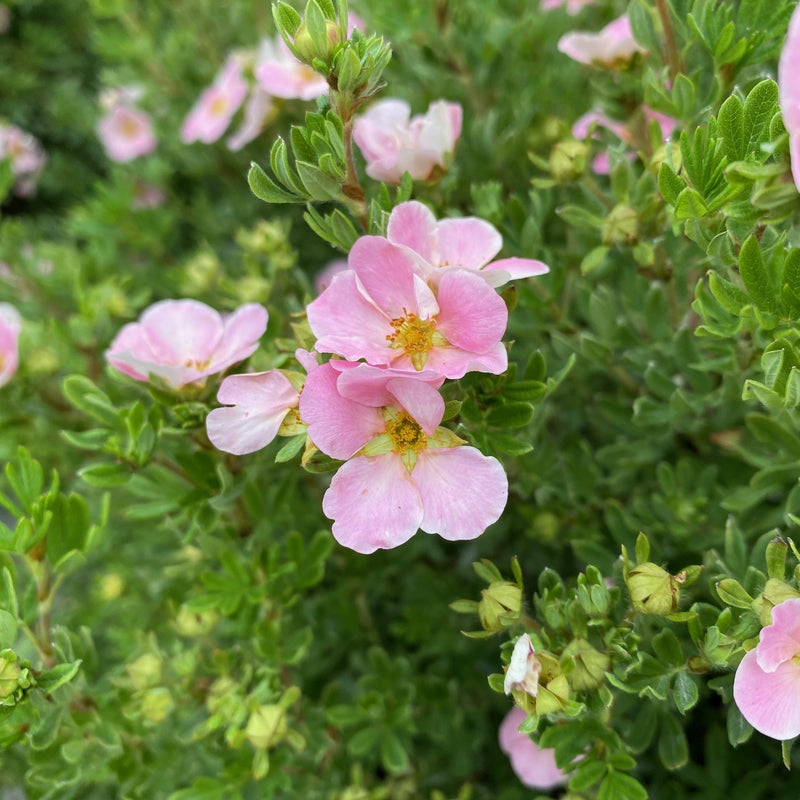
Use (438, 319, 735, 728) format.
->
(437, 217, 502, 270)
(413, 446, 508, 540)
(756, 598, 800, 672)
(306, 270, 393, 364)
(299, 363, 385, 459)
(323, 454, 423, 553)
(733, 648, 800, 740)
(386, 201, 440, 265)
(335, 362, 444, 408)
(347, 237, 420, 319)
(482, 257, 550, 286)
(385, 377, 444, 435)
(206, 371, 298, 455)
(436, 269, 508, 352)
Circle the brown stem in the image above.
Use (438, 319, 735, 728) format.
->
(655, 0, 682, 82)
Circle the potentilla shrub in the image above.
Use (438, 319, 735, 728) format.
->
(1, 1, 800, 799)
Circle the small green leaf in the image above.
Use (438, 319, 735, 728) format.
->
(275, 435, 306, 463)
(738, 235, 777, 312)
(380, 732, 409, 773)
(486, 402, 534, 429)
(672, 671, 699, 714)
(36, 659, 82, 693)
(248, 162, 302, 204)
(674, 187, 708, 219)
(0, 609, 17, 648)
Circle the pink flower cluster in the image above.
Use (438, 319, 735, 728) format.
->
(779, 3, 800, 193)
(195, 201, 548, 553)
(0, 124, 47, 196)
(0, 303, 21, 387)
(97, 87, 157, 163)
(733, 597, 800, 740)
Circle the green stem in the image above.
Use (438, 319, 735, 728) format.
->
(655, 0, 682, 82)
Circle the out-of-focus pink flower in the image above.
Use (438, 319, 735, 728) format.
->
(779, 3, 800, 192)
(226, 87, 275, 151)
(314, 259, 348, 294)
(504, 634, 542, 697)
(733, 597, 800, 740)
(181, 56, 249, 145)
(106, 299, 267, 389)
(97, 104, 157, 163)
(0, 303, 21, 388)
(206, 370, 300, 455)
(353, 99, 462, 184)
(541, 0, 594, 12)
(306, 236, 508, 379)
(386, 201, 549, 288)
(254, 36, 329, 101)
(299, 361, 507, 553)
(498, 708, 569, 791)
(573, 106, 677, 174)
(558, 14, 646, 67)
(0, 124, 47, 196)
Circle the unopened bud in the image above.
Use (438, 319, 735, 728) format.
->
(246, 704, 288, 750)
(141, 687, 175, 723)
(549, 141, 588, 182)
(561, 638, 610, 691)
(174, 606, 218, 637)
(602, 204, 639, 245)
(127, 653, 162, 691)
(0, 653, 20, 699)
(293, 19, 341, 64)
(479, 581, 522, 632)
(625, 562, 680, 616)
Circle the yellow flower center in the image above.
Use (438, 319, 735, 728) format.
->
(210, 96, 229, 117)
(385, 412, 428, 456)
(184, 358, 211, 371)
(120, 117, 142, 138)
(386, 312, 441, 370)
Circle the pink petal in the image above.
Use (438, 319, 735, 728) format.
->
(322, 454, 423, 553)
(421, 340, 508, 379)
(437, 218, 502, 270)
(436, 269, 508, 352)
(335, 363, 444, 409)
(498, 708, 567, 791)
(348, 237, 420, 319)
(386, 201, 440, 265)
(791, 133, 800, 194)
(756, 598, 800, 672)
(306, 270, 394, 364)
(413, 446, 508, 540)
(299, 363, 385, 459)
(482, 257, 550, 285)
(734, 648, 800, 740)
(385, 377, 444, 435)
(212, 303, 269, 370)
(139, 299, 223, 365)
(206, 371, 298, 455)
(779, 5, 800, 133)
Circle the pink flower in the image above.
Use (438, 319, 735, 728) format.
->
(541, 0, 594, 11)
(0, 124, 46, 196)
(386, 201, 549, 288)
(181, 56, 249, 145)
(97, 104, 157, 163)
(106, 299, 268, 389)
(306, 236, 508, 378)
(226, 87, 275, 151)
(254, 36, 329, 101)
(504, 634, 542, 697)
(206, 370, 300, 455)
(314, 259, 348, 294)
(498, 708, 569, 791)
(0, 303, 21, 387)
(557, 14, 646, 67)
(353, 99, 462, 184)
(779, 3, 800, 193)
(299, 362, 508, 553)
(733, 597, 800, 740)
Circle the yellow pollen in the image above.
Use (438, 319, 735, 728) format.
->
(210, 96, 229, 117)
(385, 413, 428, 455)
(386, 313, 436, 355)
(184, 358, 211, 370)
(120, 117, 142, 137)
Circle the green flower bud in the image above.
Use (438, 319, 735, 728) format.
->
(246, 704, 288, 750)
(549, 140, 588, 182)
(531, 511, 559, 542)
(0, 654, 21, 700)
(127, 653, 162, 691)
(99, 573, 124, 601)
(141, 687, 175, 723)
(602, 204, 639, 246)
(561, 639, 610, 691)
(625, 562, 680, 616)
(293, 19, 341, 65)
(174, 606, 218, 637)
(479, 581, 522, 632)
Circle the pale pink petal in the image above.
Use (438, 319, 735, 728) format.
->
(323, 454, 423, 553)
(385, 377, 444, 435)
(348, 237, 419, 318)
(437, 217, 503, 270)
(206, 371, 298, 455)
(413, 446, 508, 540)
(306, 270, 394, 364)
(227, 88, 275, 151)
(483, 257, 550, 285)
(314, 259, 349, 294)
(299, 363, 385, 459)
(592, 151, 612, 174)
(386, 201, 440, 265)
(572, 110, 628, 140)
(734, 648, 800, 740)
(211, 303, 269, 369)
(436, 269, 508, 352)
(498, 708, 568, 791)
(97, 105, 157, 162)
(139, 299, 223, 365)
(335, 363, 444, 409)
(791, 134, 800, 194)
(295, 348, 319, 374)
(756, 598, 800, 672)
(557, 14, 645, 66)
(0, 303, 21, 388)
(780, 5, 800, 133)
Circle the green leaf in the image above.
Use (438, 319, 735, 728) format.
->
(168, 777, 235, 800)
(380, 731, 409, 773)
(674, 187, 708, 219)
(78, 462, 131, 487)
(486, 402, 534, 429)
(717, 94, 745, 162)
(742, 79, 779, 160)
(653, 629, 683, 667)
(275, 435, 306, 463)
(30, 706, 63, 750)
(738, 235, 777, 312)
(248, 162, 302, 204)
(727, 703, 753, 745)
(708, 273, 748, 314)
(0, 609, 17, 649)
(568, 760, 607, 793)
(36, 659, 82, 693)
(658, 163, 685, 205)
(672, 671, 699, 714)
(45, 493, 90, 566)
(296, 161, 342, 200)
(1, 567, 17, 619)
(658, 712, 689, 769)
(274, 2, 302, 37)
(347, 725, 380, 756)
(597, 771, 648, 800)
(270, 138, 306, 196)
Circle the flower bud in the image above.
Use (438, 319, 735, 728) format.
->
(602, 204, 639, 245)
(549, 140, 588, 182)
(246, 704, 288, 750)
(625, 562, 680, 616)
(126, 653, 162, 691)
(479, 581, 522, 632)
(174, 606, 218, 637)
(561, 639, 610, 691)
(0, 653, 21, 699)
(99, 573, 124, 601)
(293, 19, 341, 65)
(141, 687, 175, 723)
(534, 653, 571, 716)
